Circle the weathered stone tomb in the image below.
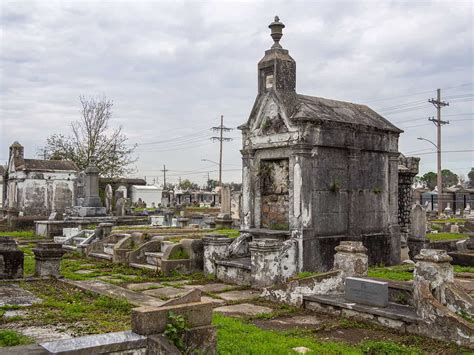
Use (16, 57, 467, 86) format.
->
(237, 17, 405, 273)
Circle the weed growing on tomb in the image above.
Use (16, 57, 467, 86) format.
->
(164, 311, 188, 351)
(368, 265, 413, 281)
(168, 249, 190, 260)
(0, 329, 33, 347)
(212, 229, 240, 238)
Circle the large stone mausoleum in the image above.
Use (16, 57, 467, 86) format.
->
(238, 17, 404, 272)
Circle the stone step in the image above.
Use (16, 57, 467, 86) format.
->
(89, 252, 113, 261)
(303, 294, 421, 324)
(215, 257, 251, 270)
(129, 262, 158, 271)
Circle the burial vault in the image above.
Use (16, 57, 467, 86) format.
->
(238, 17, 404, 271)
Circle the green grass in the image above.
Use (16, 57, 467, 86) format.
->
(430, 218, 466, 224)
(293, 271, 323, 279)
(0, 330, 34, 347)
(211, 229, 240, 238)
(427, 232, 468, 241)
(19, 280, 133, 335)
(454, 265, 474, 273)
(368, 265, 414, 281)
(213, 314, 423, 354)
(0, 231, 37, 239)
(19, 244, 35, 277)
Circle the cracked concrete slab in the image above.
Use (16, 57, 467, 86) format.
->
(218, 289, 261, 301)
(213, 303, 272, 316)
(142, 287, 188, 299)
(0, 284, 41, 307)
(183, 283, 238, 293)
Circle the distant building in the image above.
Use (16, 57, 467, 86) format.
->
(130, 185, 163, 207)
(4, 141, 80, 216)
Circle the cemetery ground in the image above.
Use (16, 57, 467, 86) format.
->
(0, 231, 472, 353)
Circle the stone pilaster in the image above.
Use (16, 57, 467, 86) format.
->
(347, 148, 361, 237)
(33, 242, 66, 278)
(202, 235, 233, 275)
(249, 239, 283, 288)
(388, 153, 401, 265)
(241, 148, 255, 229)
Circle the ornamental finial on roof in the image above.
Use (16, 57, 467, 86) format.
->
(268, 16, 285, 49)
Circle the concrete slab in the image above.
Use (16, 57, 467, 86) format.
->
(0, 284, 41, 306)
(20, 326, 73, 343)
(218, 289, 260, 301)
(74, 270, 96, 274)
(201, 296, 226, 305)
(3, 310, 27, 319)
(64, 280, 164, 307)
(142, 287, 188, 299)
(183, 283, 238, 293)
(126, 283, 162, 291)
(213, 303, 272, 316)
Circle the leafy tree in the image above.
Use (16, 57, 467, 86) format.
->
(419, 170, 459, 190)
(442, 169, 459, 187)
(420, 172, 437, 190)
(179, 179, 199, 190)
(206, 179, 218, 191)
(40, 96, 137, 177)
(468, 168, 474, 188)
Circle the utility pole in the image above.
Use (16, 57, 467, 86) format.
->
(211, 115, 233, 187)
(161, 165, 168, 190)
(428, 89, 449, 217)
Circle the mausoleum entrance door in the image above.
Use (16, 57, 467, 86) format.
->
(259, 159, 290, 230)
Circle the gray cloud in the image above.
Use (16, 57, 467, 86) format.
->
(1, 0, 472, 185)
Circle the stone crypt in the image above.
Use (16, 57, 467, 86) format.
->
(205, 17, 407, 287)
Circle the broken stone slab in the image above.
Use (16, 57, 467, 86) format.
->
(160, 289, 202, 307)
(218, 289, 261, 301)
(0, 284, 41, 307)
(183, 283, 238, 293)
(64, 280, 164, 307)
(142, 287, 189, 299)
(126, 282, 163, 291)
(40, 330, 146, 354)
(131, 301, 214, 335)
(213, 303, 273, 316)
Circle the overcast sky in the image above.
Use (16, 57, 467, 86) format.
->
(1, 0, 473, 186)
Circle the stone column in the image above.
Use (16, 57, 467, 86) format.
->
(202, 235, 232, 275)
(291, 144, 313, 272)
(414, 249, 453, 303)
(33, 242, 66, 278)
(84, 159, 101, 207)
(241, 148, 255, 230)
(249, 239, 283, 288)
(388, 153, 401, 265)
(333, 241, 368, 278)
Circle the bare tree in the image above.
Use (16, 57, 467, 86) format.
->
(40, 95, 137, 177)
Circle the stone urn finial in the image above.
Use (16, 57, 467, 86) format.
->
(269, 16, 285, 49)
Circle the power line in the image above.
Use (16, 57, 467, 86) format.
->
(211, 115, 233, 186)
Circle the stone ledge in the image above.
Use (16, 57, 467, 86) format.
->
(40, 330, 146, 354)
(303, 294, 420, 323)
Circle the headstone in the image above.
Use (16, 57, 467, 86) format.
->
(344, 277, 388, 307)
(464, 203, 471, 215)
(116, 197, 126, 217)
(48, 211, 61, 221)
(220, 186, 231, 215)
(444, 203, 452, 215)
(105, 184, 113, 215)
(410, 204, 426, 240)
(450, 224, 460, 234)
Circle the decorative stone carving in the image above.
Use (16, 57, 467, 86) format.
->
(202, 235, 232, 275)
(333, 241, 368, 279)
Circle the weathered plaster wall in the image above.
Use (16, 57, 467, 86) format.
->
(8, 170, 77, 216)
